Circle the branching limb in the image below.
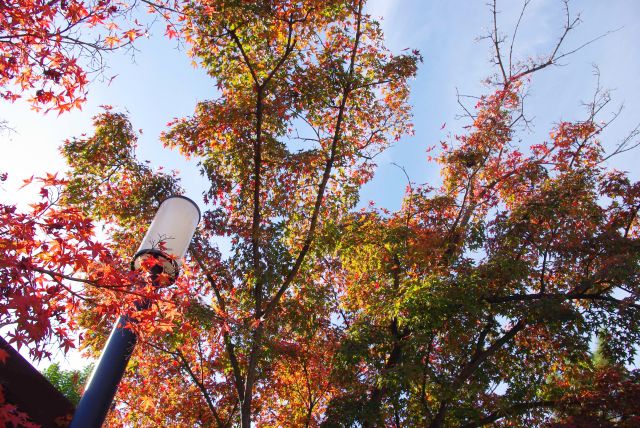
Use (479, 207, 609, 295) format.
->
(227, 27, 259, 85)
(175, 349, 226, 428)
(508, 0, 531, 74)
(429, 320, 526, 428)
(460, 400, 556, 428)
(262, 0, 365, 320)
(486, 291, 640, 309)
(490, 0, 508, 83)
(190, 248, 246, 404)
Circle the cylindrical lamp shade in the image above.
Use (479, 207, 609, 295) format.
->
(132, 196, 201, 280)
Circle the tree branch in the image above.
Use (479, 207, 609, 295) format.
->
(262, 0, 365, 320)
(191, 249, 246, 404)
(486, 291, 640, 309)
(227, 27, 259, 84)
(460, 400, 556, 428)
(429, 320, 527, 428)
(175, 349, 226, 428)
(491, 0, 508, 83)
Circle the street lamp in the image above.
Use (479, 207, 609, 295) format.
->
(70, 196, 200, 428)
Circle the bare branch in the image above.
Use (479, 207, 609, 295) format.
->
(508, 0, 531, 74)
(455, 88, 477, 120)
(491, 0, 508, 83)
(515, 2, 619, 80)
(139, 0, 183, 15)
(602, 122, 640, 162)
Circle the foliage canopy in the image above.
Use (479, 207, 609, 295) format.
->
(1, 0, 639, 427)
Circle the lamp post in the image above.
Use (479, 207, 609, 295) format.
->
(69, 196, 200, 428)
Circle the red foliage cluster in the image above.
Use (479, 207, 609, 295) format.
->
(0, 0, 144, 112)
(0, 384, 37, 428)
(553, 368, 640, 427)
(0, 173, 191, 362)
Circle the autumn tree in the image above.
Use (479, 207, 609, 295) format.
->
(1, 0, 639, 427)
(548, 337, 640, 427)
(55, 0, 418, 426)
(0, 113, 197, 423)
(317, 2, 640, 426)
(0, 0, 158, 113)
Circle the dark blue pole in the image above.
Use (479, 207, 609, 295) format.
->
(69, 314, 140, 428)
(70, 261, 163, 428)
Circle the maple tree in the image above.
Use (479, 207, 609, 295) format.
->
(550, 365, 640, 427)
(2, 0, 640, 427)
(0, 0, 152, 113)
(69, 1, 419, 426)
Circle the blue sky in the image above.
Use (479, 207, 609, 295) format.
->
(1, 0, 639, 367)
